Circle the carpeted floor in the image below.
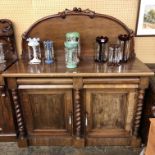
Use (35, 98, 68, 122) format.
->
(0, 142, 142, 155)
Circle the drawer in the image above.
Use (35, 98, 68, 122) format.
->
(17, 78, 73, 85)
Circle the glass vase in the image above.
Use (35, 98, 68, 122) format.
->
(94, 36, 109, 63)
(64, 41, 78, 69)
(43, 40, 54, 64)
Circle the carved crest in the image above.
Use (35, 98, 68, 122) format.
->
(58, 7, 95, 18)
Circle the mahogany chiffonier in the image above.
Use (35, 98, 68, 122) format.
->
(0, 19, 18, 141)
(2, 8, 154, 147)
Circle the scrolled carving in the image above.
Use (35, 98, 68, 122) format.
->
(0, 19, 13, 36)
(58, 7, 95, 18)
(133, 89, 145, 137)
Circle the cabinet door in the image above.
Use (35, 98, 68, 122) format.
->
(84, 85, 138, 146)
(0, 88, 15, 141)
(19, 88, 73, 146)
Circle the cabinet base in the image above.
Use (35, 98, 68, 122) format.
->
(23, 136, 73, 147)
(86, 137, 141, 147)
(0, 134, 16, 142)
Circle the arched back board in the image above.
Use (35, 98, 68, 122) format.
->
(22, 8, 134, 61)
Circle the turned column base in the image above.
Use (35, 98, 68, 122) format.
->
(72, 138, 85, 148)
(131, 136, 141, 148)
(18, 136, 28, 147)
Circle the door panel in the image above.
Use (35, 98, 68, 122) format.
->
(92, 93, 127, 129)
(85, 88, 137, 138)
(19, 88, 73, 143)
(29, 94, 65, 130)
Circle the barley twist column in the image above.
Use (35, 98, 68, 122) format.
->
(11, 89, 27, 147)
(133, 89, 145, 137)
(73, 78, 83, 139)
(74, 88, 81, 138)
